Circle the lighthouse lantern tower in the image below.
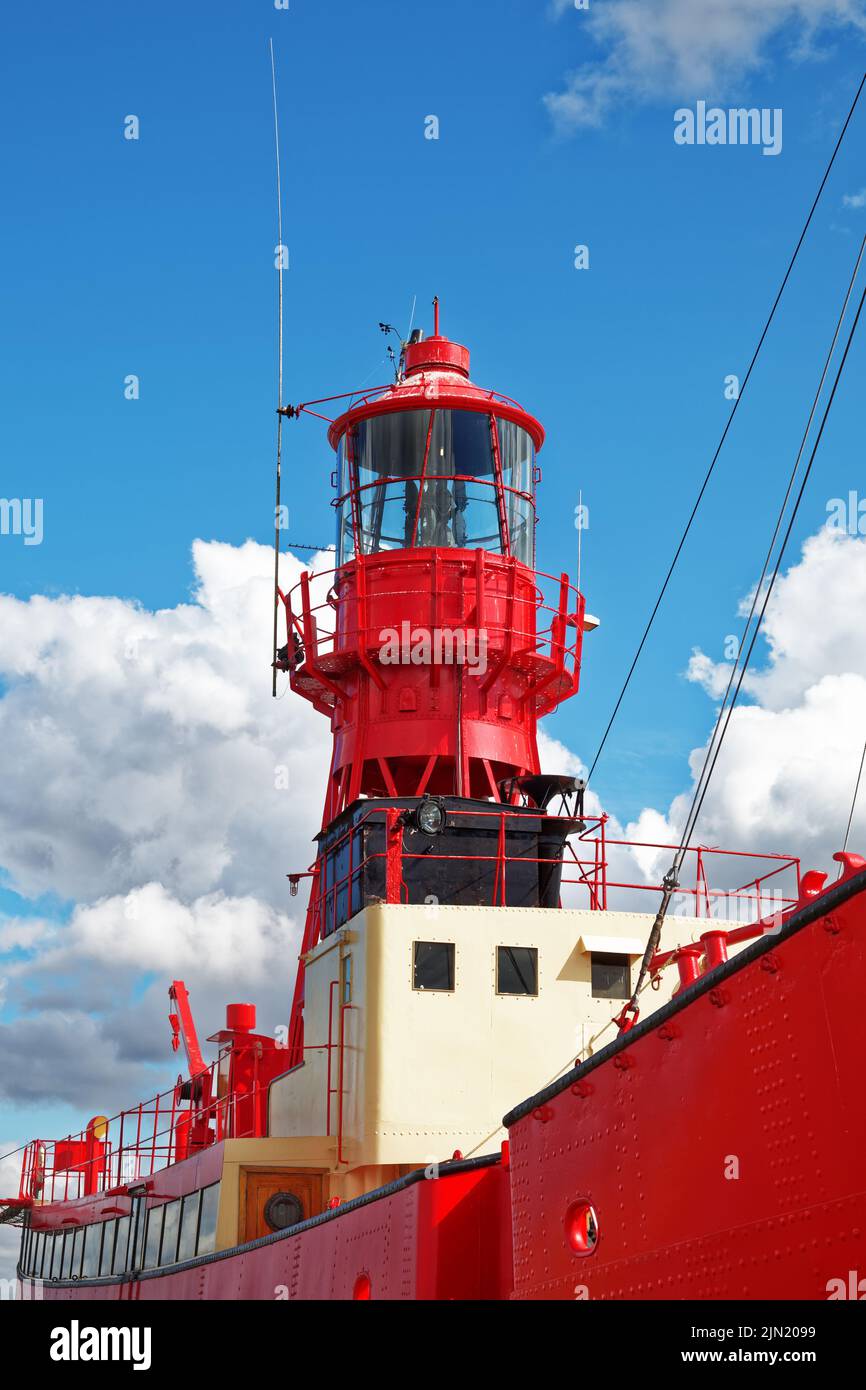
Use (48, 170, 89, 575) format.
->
(279, 305, 588, 1061)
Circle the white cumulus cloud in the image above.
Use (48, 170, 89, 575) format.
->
(545, 0, 866, 131)
(655, 526, 866, 870)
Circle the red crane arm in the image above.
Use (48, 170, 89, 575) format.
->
(168, 979, 207, 1080)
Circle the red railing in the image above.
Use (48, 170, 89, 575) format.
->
(16, 1047, 264, 1207)
(279, 558, 584, 706)
(15, 1025, 362, 1208)
(303, 802, 801, 942)
(561, 816, 801, 920)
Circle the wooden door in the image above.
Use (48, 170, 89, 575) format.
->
(240, 1168, 325, 1243)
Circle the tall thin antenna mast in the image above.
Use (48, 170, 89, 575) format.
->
(270, 37, 284, 698)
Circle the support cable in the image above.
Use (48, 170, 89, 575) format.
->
(620, 259, 866, 1027)
(841, 737, 866, 860)
(586, 72, 866, 787)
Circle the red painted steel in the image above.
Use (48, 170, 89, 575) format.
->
(281, 552, 585, 811)
(506, 872, 866, 1300)
(22, 1161, 512, 1302)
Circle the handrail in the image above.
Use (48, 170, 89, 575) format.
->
(279, 559, 584, 681)
(18, 1039, 334, 1209)
(302, 801, 800, 942)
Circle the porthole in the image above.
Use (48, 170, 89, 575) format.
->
(263, 1191, 304, 1231)
(564, 1200, 599, 1256)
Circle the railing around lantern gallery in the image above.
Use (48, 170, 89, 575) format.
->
(298, 800, 802, 943)
(277, 556, 586, 713)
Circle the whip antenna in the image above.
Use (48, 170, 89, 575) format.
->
(270, 37, 285, 697)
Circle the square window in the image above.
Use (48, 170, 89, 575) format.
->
(496, 946, 538, 996)
(412, 941, 455, 991)
(591, 951, 631, 1000)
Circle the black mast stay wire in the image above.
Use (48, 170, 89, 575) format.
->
(585, 71, 866, 789)
(672, 235, 866, 876)
(841, 737, 866, 860)
(621, 261, 866, 1024)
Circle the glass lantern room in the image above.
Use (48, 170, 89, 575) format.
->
(335, 408, 536, 567)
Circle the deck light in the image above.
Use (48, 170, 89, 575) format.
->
(414, 796, 446, 836)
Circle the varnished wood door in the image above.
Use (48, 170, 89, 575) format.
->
(240, 1168, 325, 1242)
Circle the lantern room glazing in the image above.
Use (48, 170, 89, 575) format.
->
(334, 407, 536, 567)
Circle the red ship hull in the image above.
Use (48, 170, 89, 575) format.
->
(22, 864, 866, 1302)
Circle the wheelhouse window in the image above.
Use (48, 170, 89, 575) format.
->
(81, 1221, 101, 1278)
(177, 1191, 201, 1264)
(590, 951, 631, 1000)
(143, 1203, 164, 1269)
(26, 1182, 225, 1283)
(496, 946, 538, 996)
(336, 408, 535, 567)
(98, 1219, 117, 1276)
(160, 1198, 181, 1267)
(198, 1183, 220, 1256)
(412, 940, 455, 992)
(112, 1214, 132, 1275)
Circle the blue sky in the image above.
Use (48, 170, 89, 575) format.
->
(1, 2, 864, 814)
(2, 2, 866, 1210)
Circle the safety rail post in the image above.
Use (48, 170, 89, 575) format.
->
(493, 811, 507, 906)
(150, 1091, 160, 1179)
(384, 808, 402, 903)
(133, 1101, 143, 1185)
(118, 1109, 126, 1187)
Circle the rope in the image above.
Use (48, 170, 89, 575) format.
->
(585, 71, 866, 789)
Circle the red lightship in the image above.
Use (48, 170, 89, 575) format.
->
(4, 305, 866, 1303)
